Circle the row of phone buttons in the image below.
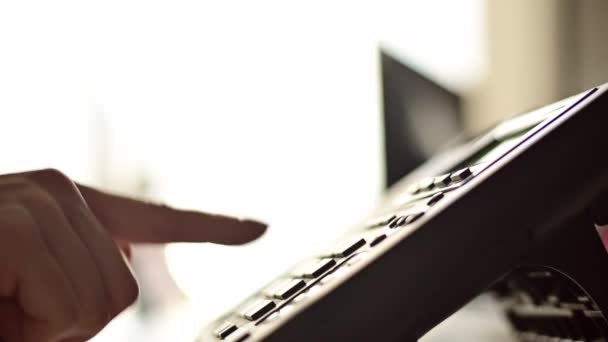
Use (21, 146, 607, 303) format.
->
(365, 175, 452, 229)
(219, 202, 434, 340)
(212, 164, 468, 339)
(240, 186, 446, 337)
(388, 210, 425, 229)
(370, 189, 444, 231)
(213, 237, 370, 339)
(260, 252, 369, 322)
(213, 192, 441, 341)
(369, 192, 444, 247)
(408, 167, 473, 195)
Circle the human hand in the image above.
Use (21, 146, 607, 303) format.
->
(0, 169, 266, 342)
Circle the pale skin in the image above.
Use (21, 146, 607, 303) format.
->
(0, 169, 267, 342)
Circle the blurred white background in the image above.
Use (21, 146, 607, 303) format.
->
(0, 0, 485, 340)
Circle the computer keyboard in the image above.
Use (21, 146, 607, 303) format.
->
(198, 84, 608, 341)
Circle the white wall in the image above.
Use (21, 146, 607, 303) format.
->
(0, 1, 485, 340)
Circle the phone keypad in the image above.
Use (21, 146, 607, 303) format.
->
(206, 165, 482, 340)
(406, 165, 477, 197)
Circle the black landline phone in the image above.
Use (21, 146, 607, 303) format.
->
(198, 82, 608, 341)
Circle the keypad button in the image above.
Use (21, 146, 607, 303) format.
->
(451, 167, 472, 182)
(389, 216, 407, 229)
(418, 177, 435, 192)
(295, 258, 337, 278)
(370, 234, 387, 247)
(386, 215, 399, 227)
(329, 237, 366, 257)
(242, 300, 276, 321)
(214, 322, 238, 339)
(426, 192, 445, 206)
(405, 212, 424, 224)
(267, 279, 306, 300)
(433, 174, 452, 188)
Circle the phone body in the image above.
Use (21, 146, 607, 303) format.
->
(199, 84, 608, 342)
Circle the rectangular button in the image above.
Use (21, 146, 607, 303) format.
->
(370, 234, 387, 247)
(433, 174, 452, 188)
(405, 212, 424, 224)
(329, 237, 366, 257)
(426, 192, 444, 206)
(214, 321, 238, 339)
(417, 177, 435, 192)
(266, 279, 306, 300)
(242, 299, 276, 321)
(389, 215, 407, 229)
(451, 167, 472, 182)
(295, 259, 336, 278)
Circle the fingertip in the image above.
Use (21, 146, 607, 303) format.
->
(221, 219, 268, 245)
(242, 219, 268, 233)
(245, 219, 268, 237)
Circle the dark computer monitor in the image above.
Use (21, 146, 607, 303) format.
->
(381, 49, 463, 187)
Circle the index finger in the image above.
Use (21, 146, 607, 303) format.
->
(76, 184, 267, 245)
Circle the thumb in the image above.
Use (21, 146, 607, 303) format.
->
(76, 184, 267, 245)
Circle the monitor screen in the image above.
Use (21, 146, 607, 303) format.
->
(381, 50, 463, 188)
